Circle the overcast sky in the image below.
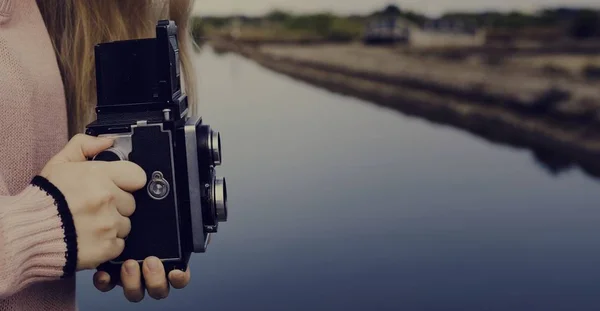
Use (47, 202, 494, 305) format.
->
(192, 0, 600, 17)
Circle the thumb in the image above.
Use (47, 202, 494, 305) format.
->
(49, 134, 114, 164)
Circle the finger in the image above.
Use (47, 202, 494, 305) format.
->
(93, 271, 116, 292)
(121, 260, 145, 302)
(107, 238, 126, 261)
(115, 191, 136, 217)
(100, 177, 136, 217)
(94, 161, 147, 192)
(115, 189, 136, 217)
(168, 266, 191, 289)
(116, 215, 131, 240)
(142, 257, 169, 300)
(50, 134, 114, 164)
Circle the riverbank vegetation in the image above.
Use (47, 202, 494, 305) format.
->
(191, 5, 600, 81)
(192, 12, 365, 43)
(191, 5, 600, 44)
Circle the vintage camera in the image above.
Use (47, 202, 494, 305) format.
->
(85, 20, 227, 281)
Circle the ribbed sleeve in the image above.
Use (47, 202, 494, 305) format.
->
(0, 0, 74, 309)
(0, 178, 77, 299)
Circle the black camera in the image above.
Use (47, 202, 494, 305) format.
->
(85, 20, 227, 281)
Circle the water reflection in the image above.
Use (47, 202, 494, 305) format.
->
(234, 48, 600, 180)
(532, 148, 576, 175)
(77, 46, 600, 311)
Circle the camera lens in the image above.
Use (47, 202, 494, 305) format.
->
(212, 177, 227, 222)
(195, 125, 222, 167)
(210, 130, 222, 166)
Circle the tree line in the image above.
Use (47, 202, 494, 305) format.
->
(191, 5, 600, 42)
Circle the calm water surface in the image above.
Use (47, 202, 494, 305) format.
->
(77, 47, 600, 311)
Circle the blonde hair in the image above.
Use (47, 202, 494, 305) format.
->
(36, 0, 197, 137)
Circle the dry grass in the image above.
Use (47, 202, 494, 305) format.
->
(504, 54, 600, 78)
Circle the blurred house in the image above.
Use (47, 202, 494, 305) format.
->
(364, 16, 486, 48)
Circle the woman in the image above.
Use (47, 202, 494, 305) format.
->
(0, 0, 197, 309)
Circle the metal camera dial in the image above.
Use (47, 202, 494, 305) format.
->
(148, 171, 170, 200)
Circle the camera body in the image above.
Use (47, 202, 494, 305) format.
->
(85, 20, 227, 280)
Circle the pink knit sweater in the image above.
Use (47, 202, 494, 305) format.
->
(0, 0, 77, 310)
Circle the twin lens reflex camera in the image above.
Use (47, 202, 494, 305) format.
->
(85, 20, 228, 281)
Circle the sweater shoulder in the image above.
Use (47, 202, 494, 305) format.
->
(0, 0, 68, 194)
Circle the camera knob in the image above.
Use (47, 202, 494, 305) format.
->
(93, 148, 127, 161)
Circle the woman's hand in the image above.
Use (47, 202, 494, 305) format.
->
(42, 134, 190, 301)
(40, 134, 147, 271)
(92, 260, 191, 302)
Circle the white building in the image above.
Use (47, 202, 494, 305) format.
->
(412, 19, 487, 48)
(364, 16, 487, 48)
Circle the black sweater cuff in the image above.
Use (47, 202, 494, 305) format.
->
(31, 175, 78, 278)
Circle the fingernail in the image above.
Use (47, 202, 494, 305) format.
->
(125, 262, 137, 275)
(147, 258, 160, 273)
